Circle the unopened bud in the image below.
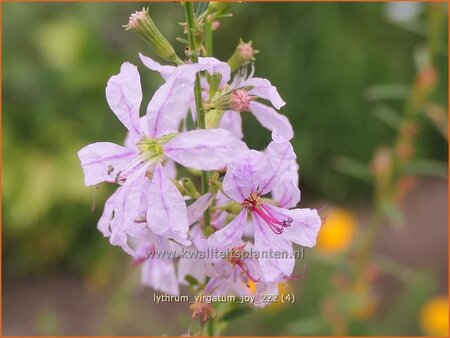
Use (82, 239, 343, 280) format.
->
(371, 146, 392, 177)
(227, 39, 258, 72)
(211, 20, 221, 31)
(180, 178, 200, 198)
(208, 72, 222, 98)
(125, 8, 182, 65)
(211, 86, 255, 112)
(190, 300, 213, 324)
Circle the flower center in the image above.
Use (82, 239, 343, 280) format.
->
(137, 137, 163, 160)
(231, 89, 254, 113)
(243, 193, 293, 234)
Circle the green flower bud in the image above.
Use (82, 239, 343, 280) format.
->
(125, 8, 182, 65)
(180, 178, 200, 198)
(227, 39, 259, 72)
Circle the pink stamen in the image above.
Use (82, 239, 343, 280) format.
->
(243, 194, 293, 234)
(236, 260, 261, 283)
(231, 89, 254, 113)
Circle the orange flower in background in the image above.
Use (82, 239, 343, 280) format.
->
(420, 296, 449, 336)
(316, 209, 357, 254)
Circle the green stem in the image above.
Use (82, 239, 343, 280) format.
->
(205, 18, 213, 57)
(184, 2, 211, 230)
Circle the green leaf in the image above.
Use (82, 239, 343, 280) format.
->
(184, 274, 199, 286)
(403, 160, 448, 178)
(365, 84, 410, 101)
(371, 104, 402, 129)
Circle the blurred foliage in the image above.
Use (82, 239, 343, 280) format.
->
(2, 2, 448, 336)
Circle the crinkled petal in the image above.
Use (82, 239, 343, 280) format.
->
(139, 53, 176, 80)
(97, 177, 149, 255)
(78, 142, 138, 186)
(164, 129, 248, 171)
(253, 213, 294, 283)
(271, 160, 300, 208)
(187, 193, 213, 225)
(266, 205, 321, 248)
(219, 110, 243, 139)
(106, 62, 142, 135)
(240, 77, 286, 109)
(249, 101, 294, 140)
(147, 58, 229, 138)
(259, 131, 296, 194)
(208, 210, 247, 251)
(147, 164, 191, 245)
(141, 259, 179, 295)
(223, 150, 270, 203)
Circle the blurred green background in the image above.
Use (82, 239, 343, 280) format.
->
(2, 2, 448, 336)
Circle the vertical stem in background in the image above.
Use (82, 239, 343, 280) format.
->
(205, 19, 213, 57)
(184, 2, 211, 230)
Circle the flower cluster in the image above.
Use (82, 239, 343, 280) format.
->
(78, 10, 321, 311)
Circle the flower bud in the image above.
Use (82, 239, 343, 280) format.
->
(125, 8, 182, 65)
(227, 39, 258, 72)
(179, 178, 200, 198)
(211, 86, 255, 112)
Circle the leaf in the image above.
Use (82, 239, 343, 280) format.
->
(364, 84, 410, 101)
(185, 108, 195, 131)
(221, 306, 252, 322)
(184, 274, 199, 286)
(403, 160, 448, 178)
(371, 104, 402, 129)
(333, 156, 373, 184)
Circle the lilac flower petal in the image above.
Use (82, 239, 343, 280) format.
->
(146, 66, 199, 137)
(259, 132, 296, 195)
(253, 213, 294, 283)
(219, 111, 243, 139)
(187, 193, 213, 225)
(178, 247, 207, 285)
(141, 259, 179, 295)
(139, 53, 176, 80)
(249, 101, 294, 140)
(223, 150, 269, 203)
(146, 58, 231, 137)
(198, 57, 231, 85)
(97, 177, 149, 255)
(163, 159, 177, 180)
(164, 129, 248, 171)
(272, 177, 301, 209)
(208, 210, 247, 251)
(266, 205, 321, 248)
(271, 160, 300, 208)
(78, 142, 138, 186)
(240, 77, 286, 109)
(147, 164, 191, 245)
(106, 62, 142, 135)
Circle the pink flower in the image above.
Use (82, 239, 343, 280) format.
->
(208, 131, 321, 282)
(78, 62, 247, 245)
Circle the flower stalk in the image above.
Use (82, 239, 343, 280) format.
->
(184, 1, 212, 232)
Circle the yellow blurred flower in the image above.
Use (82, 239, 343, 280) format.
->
(316, 208, 356, 254)
(266, 282, 291, 312)
(420, 296, 449, 336)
